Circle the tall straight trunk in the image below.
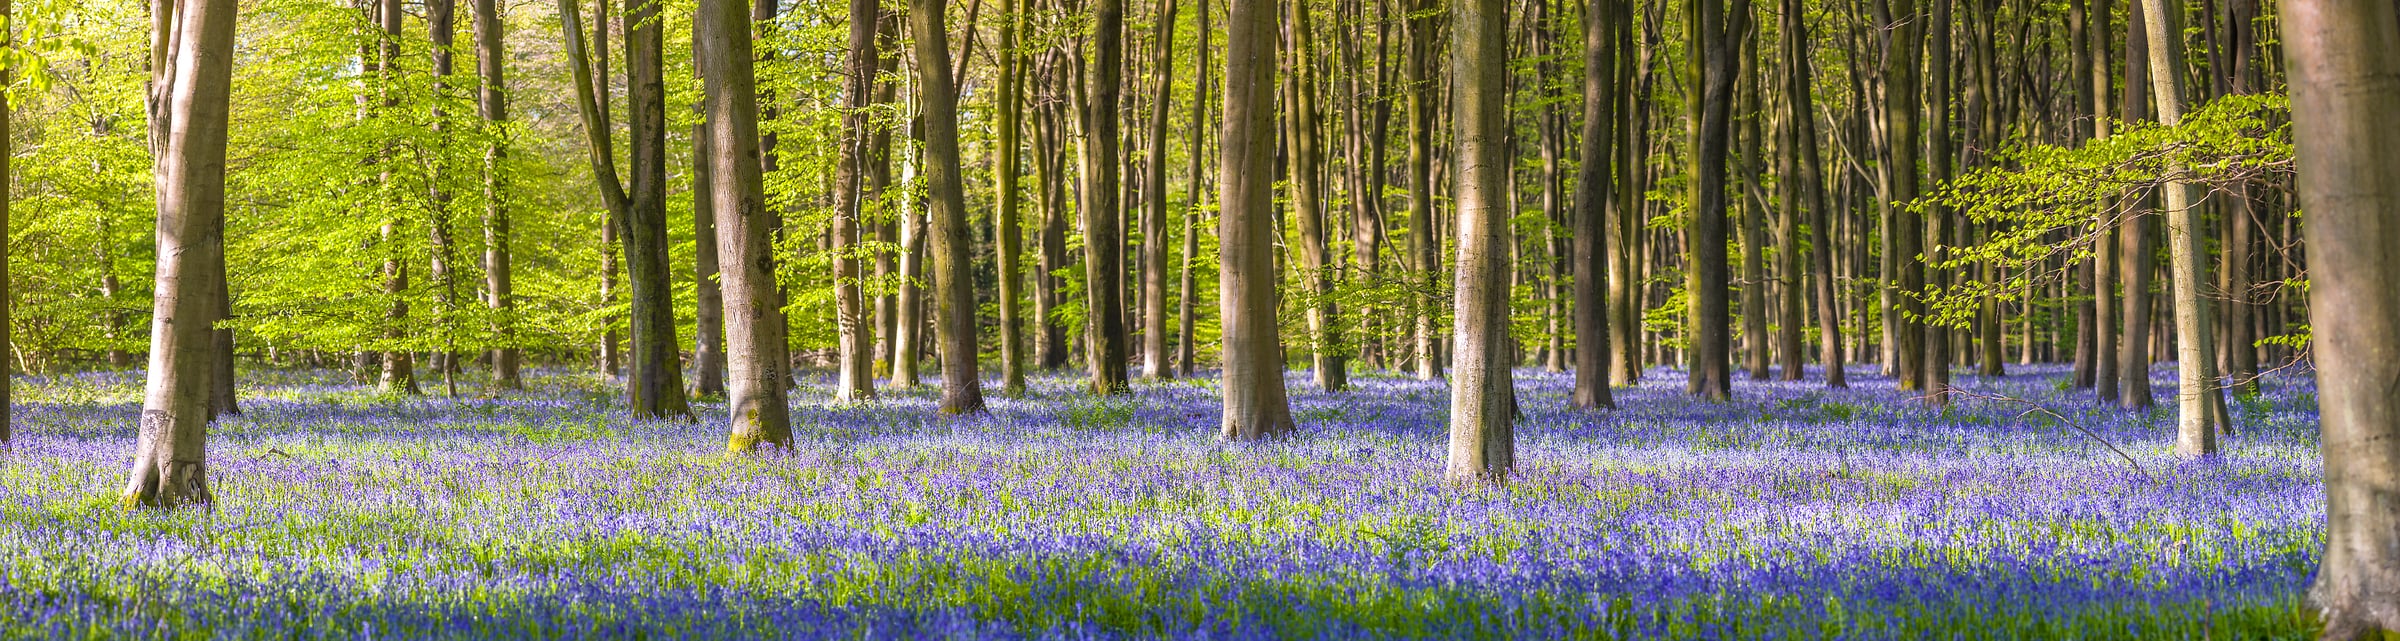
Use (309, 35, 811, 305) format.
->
(2088, 0, 2119, 402)
(1141, 0, 1177, 380)
(871, 29, 900, 377)
(691, 120, 728, 397)
(374, 0, 415, 396)
(1446, 0, 1515, 484)
(892, 115, 926, 388)
(1921, 0, 1953, 405)
(1406, 0, 1442, 381)
(1785, 0, 1842, 387)
(1034, 66, 1072, 371)
(1537, 0, 1568, 375)
(560, 0, 687, 416)
(992, 0, 1027, 395)
(1219, 0, 1295, 441)
(830, 0, 881, 402)
(1878, 0, 1924, 391)
(2138, 0, 2226, 456)
(1769, 26, 1802, 383)
(1285, 0, 1346, 392)
(1350, 0, 1392, 372)
(0, 0, 7, 442)
(1178, 0, 1210, 377)
(427, 0, 463, 398)
(473, 0, 519, 390)
(2117, 0, 2155, 409)
(1571, 0, 1617, 409)
(126, 0, 236, 507)
(913, 0, 988, 414)
(620, 0, 688, 417)
(2282, 0, 2400, 634)
(698, 0, 793, 450)
(592, 0, 620, 379)
(1079, 0, 1131, 394)
(1684, 0, 1746, 401)
(1736, 33, 1769, 381)
(1609, 12, 1644, 385)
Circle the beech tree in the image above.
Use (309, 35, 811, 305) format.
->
(913, 0, 987, 415)
(124, 0, 238, 507)
(1445, 0, 1514, 483)
(1078, 0, 1131, 394)
(1218, 0, 1294, 441)
(1570, 0, 1616, 409)
(2283, 0, 2400, 635)
(830, 0, 879, 403)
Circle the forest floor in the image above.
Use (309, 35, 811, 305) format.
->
(0, 363, 2325, 639)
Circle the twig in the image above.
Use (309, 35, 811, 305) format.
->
(1942, 388, 2153, 481)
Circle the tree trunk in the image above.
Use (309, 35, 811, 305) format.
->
(1446, 0, 1516, 484)
(2088, 0, 2119, 403)
(1921, 0, 1954, 405)
(699, 0, 794, 450)
(430, 0, 465, 399)
(828, 0, 881, 403)
(126, 0, 236, 507)
(1785, 0, 1842, 387)
(913, 0, 988, 414)
(1138, 0, 1177, 380)
(2283, 1, 2400, 634)
(473, 0, 519, 390)
(1571, 0, 1617, 409)
(1736, 32, 1770, 381)
(2137, 0, 2227, 457)
(1406, 0, 1442, 381)
(1079, 0, 1131, 394)
(1178, 0, 1210, 378)
(691, 121, 728, 398)
(1034, 65, 1071, 372)
(994, 0, 1029, 395)
(618, 0, 690, 418)
(1285, 1, 1346, 392)
(1684, 0, 1747, 401)
(1219, 0, 1296, 441)
(2117, 0, 2155, 410)
(1878, 0, 1924, 392)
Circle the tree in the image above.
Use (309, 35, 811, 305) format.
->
(699, 0, 794, 450)
(1877, 0, 1924, 393)
(376, 0, 417, 396)
(428, 0, 464, 398)
(2282, 2, 2400, 635)
(913, 0, 988, 415)
(2116, 0, 2155, 410)
(1446, 0, 1514, 484)
(1, 0, 11, 445)
(124, 0, 238, 507)
(1285, 0, 1346, 392)
(1218, 0, 1296, 441)
(1140, 0, 1177, 381)
(472, 0, 519, 390)
(1078, 0, 1131, 394)
(2136, 0, 2227, 458)
(691, 122, 727, 399)
(1405, 0, 1442, 381)
(1571, 0, 1617, 409)
(1177, 0, 1211, 378)
(994, 0, 1029, 395)
(1784, 0, 1842, 387)
(831, 0, 880, 403)
(1683, 0, 1748, 401)
(2086, 0, 2118, 404)
(558, 0, 690, 418)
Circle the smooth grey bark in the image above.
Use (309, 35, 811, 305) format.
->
(691, 120, 727, 398)
(2117, 0, 2155, 410)
(1683, 0, 1747, 401)
(1140, 0, 1177, 381)
(2137, 0, 2227, 457)
(2087, 0, 2119, 403)
(1877, 0, 1924, 392)
(1785, 0, 1842, 387)
(1405, 0, 1441, 381)
(1445, 0, 1514, 484)
(1736, 34, 1768, 381)
(830, 0, 880, 403)
(375, 0, 416, 396)
(430, 0, 463, 398)
(1218, 0, 1295, 441)
(912, 0, 987, 415)
(1571, 0, 1617, 409)
(698, 0, 793, 450)
(1921, 0, 1953, 405)
(473, 0, 519, 390)
(126, 0, 236, 508)
(1285, 0, 1346, 392)
(2282, 1, 2400, 635)
(1177, 0, 1209, 378)
(995, 0, 1029, 394)
(1078, 0, 1131, 394)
